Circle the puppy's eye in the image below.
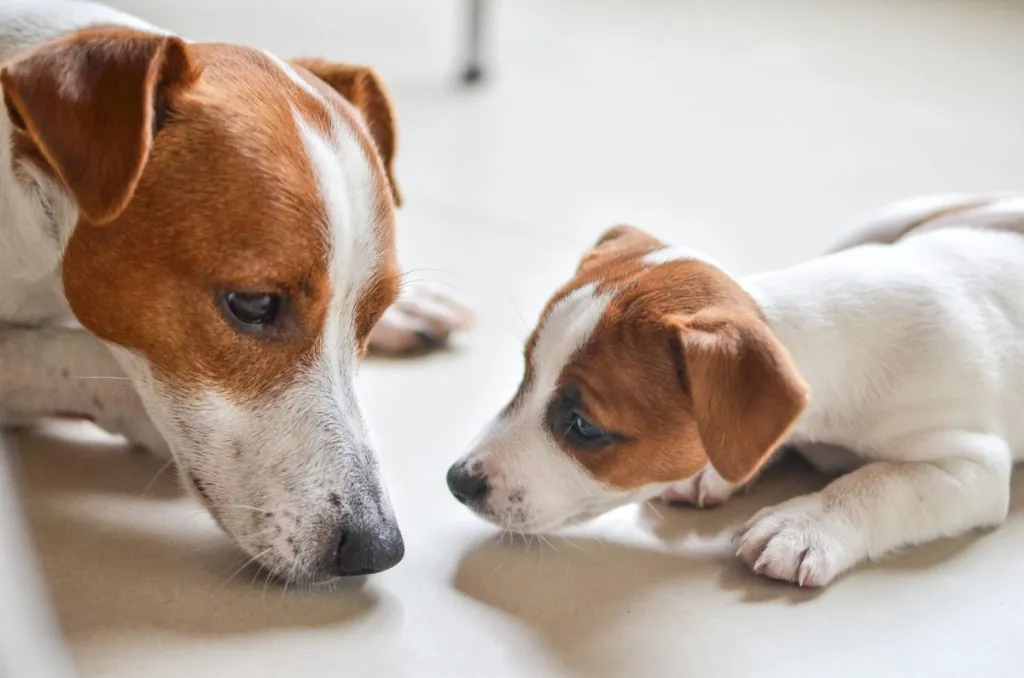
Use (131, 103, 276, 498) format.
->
(565, 412, 612, 446)
(223, 292, 281, 328)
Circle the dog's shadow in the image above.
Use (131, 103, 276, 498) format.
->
(11, 424, 389, 637)
(452, 457, 1024, 675)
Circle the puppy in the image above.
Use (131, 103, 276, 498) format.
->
(447, 193, 1024, 587)
(0, 0, 472, 583)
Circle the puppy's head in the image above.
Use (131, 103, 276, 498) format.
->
(447, 226, 809, 532)
(1, 29, 407, 581)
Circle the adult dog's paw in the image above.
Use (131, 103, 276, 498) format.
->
(368, 282, 475, 355)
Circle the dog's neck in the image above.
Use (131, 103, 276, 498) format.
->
(741, 249, 883, 444)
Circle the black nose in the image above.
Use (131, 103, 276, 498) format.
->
(446, 463, 491, 505)
(330, 526, 404, 577)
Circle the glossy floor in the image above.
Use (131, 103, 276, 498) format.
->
(12, 0, 1024, 676)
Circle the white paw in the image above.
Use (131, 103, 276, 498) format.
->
(368, 282, 475, 354)
(735, 494, 862, 587)
(661, 465, 738, 508)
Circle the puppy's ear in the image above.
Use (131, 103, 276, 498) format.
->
(1, 29, 197, 224)
(578, 225, 664, 274)
(666, 310, 809, 483)
(291, 59, 401, 207)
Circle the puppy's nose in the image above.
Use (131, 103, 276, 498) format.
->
(331, 526, 404, 577)
(446, 463, 490, 505)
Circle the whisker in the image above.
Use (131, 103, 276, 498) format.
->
(538, 535, 558, 554)
(225, 549, 270, 589)
(645, 500, 666, 522)
(224, 504, 271, 515)
(506, 297, 531, 334)
(140, 458, 175, 498)
(262, 566, 278, 603)
(179, 540, 232, 558)
(71, 375, 136, 381)
(559, 536, 586, 553)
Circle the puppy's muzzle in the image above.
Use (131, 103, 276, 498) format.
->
(446, 461, 491, 506)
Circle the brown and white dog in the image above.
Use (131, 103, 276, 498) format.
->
(448, 193, 1024, 587)
(0, 0, 472, 583)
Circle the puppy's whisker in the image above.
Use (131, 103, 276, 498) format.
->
(560, 536, 586, 553)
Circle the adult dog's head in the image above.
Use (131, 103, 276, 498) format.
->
(2, 28, 406, 581)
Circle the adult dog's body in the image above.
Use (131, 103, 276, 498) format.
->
(0, 0, 471, 583)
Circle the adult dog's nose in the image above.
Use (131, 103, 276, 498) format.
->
(446, 463, 490, 505)
(329, 525, 404, 577)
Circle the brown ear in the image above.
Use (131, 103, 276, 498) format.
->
(0, 29, 197, 224)
(578, 224, 664, 273)
(669, 309, 809, 484)
(291, 59, 401, 207)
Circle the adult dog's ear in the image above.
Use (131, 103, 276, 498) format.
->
(291, 59, 401, 207)
(577, 225, 664, 274)
(1, 28, 198, 224)
(666, 309, 809, 484)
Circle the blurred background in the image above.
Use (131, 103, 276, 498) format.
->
(4, 1, 1024, 677)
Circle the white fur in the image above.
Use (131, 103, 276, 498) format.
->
(643, 244, 723, 270)
(0, 2, 400, 582)
(731, 198, 1024, 585)
(461, 192, 1024, 587)
(461, 284, 643, 531)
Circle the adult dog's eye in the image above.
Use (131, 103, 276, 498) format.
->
(565, 412, 612, 446)
(224, 292, 281, 327)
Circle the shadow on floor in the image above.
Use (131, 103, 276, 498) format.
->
(452, 458, 1024, 676)
(11, 428, 388, 637)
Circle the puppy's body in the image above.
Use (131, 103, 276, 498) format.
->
(449, 193, 1024, 586)
(0, 1, 472, 583)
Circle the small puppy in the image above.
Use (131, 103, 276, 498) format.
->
(448, 193, 1024, 586)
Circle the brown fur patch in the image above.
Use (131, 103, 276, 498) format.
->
(515, 225, 808, 489)
(291, 59, 402, 207)
(7, 29, 398, 400)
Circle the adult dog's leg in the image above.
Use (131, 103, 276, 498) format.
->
(0, 325, 167, 455)
(368, 282, 475, 354)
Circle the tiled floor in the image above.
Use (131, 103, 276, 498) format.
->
(10, 0, 1024, 676)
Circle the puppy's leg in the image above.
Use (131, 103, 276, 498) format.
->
(0, 326, 168, 456)
(736, 431, 1011, 587)
(368, 282, 475, 354)
(660, 464, 741, 508)
(661, 449, 789, 508)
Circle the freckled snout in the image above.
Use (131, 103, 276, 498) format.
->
(446, 461, 491, 506)
(297, 476, 406, 579)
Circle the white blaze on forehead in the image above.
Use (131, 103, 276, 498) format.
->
(271, 53, 382, 442)
(469, 282, 617, 531)
(512, 283, 612, 418)
(643, 245, 722, 270)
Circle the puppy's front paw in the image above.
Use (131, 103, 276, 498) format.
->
(368, 282, 475, 355)
(661, 465, 738, 508)
(735, 494, 862, 587)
